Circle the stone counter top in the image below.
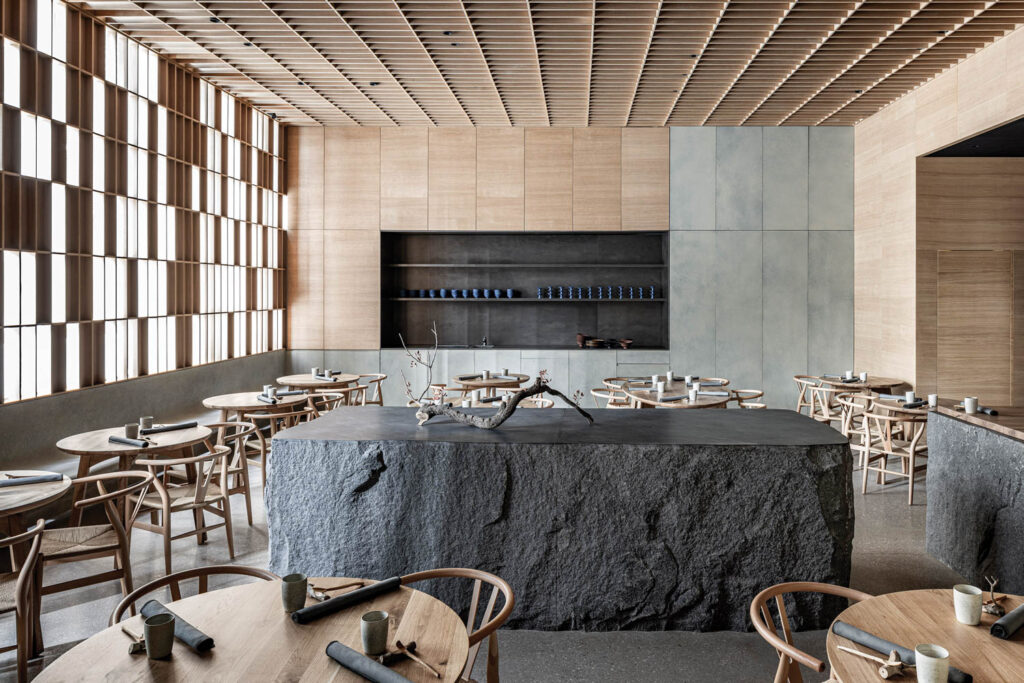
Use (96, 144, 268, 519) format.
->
(933, 404, 1024, 443)
(273, 406, 849, 447)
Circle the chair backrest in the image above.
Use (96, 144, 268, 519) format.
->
(109, 564, 279, 625)
(401, 567, 514, 679)
(136, 446, 231, 506)
(793, 375, 820, 414)
(243, 406, 315, 437)
(808, 386, 843, 423)
(358, 374, 387, 403)
(0, 518, 45, 611)
(730, 389, 764, 408)
(520, 396, 554, 408)
(602, 377, 633, 390)
(864, 410, 927, 452)
(309, 391, 355, 415)
(205, 421, 256, 468)
(835, 393, 873, 438)
(71, 471, 155, 535)
(591, 387, 630, 409)
(750, 581, 872, 682)
(740, 402, 767, 409)
(700, 377, 731, 387)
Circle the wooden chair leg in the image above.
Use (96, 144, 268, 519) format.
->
(907, 453, 915, 505)
(31, 563, 43, 656)
(861, 457, 870, 494)
(485, 632, 500, 683)
(192, 508, 206, 546)
(16, 604, 29, 683)
(241, 467, 253, 526)
(162, 509, 173, 576)
(221, 499, 236, 560)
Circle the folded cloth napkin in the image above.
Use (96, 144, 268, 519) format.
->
(0, 473, 63, 488)
(991, 602, 1024, 639)
(877, 393, 903, 400)
(140, 421, 198, 436)
(841, 377, 860, 383)
(698, 390, 729, 397)
(823, 374, 842, 379)
(140, 600, 214, 652)
(109, 436, 149, 448)
(315, 375, 338, 382)
(458, 374, 483, 381)
(903, 400, 928, 409)
(325, 641, 413, 683)
(980, 406, 1000, 416)
(291, 577, 402, 625)
(479, 395, 504, 403)
(832, 621, 972, 683)
(691, 381, 722, 387)
(491, 375, 519, 381)
(275, 389, 305, 397)
(257, 395, 278, 405)
(659, 395, 685, 402)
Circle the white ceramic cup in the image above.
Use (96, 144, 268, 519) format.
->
(361, 610, 389, 656)
(845, 369, 854, 379)
(482, 369, 490, 379)
(905, 391, 916, 403)
(473, 389, 484, 403)
(139, 416, 154, 430)
(914, 644, 949, 683)
(462, 399, 472, 408)
(684, 375, 693, 384)
(263, 384, 273, 395)
(124, 424, 139, 439)
(688, 388, 697, 402)
(651, 374, 659, 387)
(928, 393, 939, 408)
(859, 371, 868, 382)
(666, 371, 674, 385)
(964, 396, 979, 414)
(692, 381, 701, 394)
(953, 584, 983, 625)
(311, 366, 320, 378)
(267, 386, 277, 398)
(656, 381, 665, 395)
(502, 368, 509, 376)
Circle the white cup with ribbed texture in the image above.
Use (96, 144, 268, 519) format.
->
(964, 397, 979, 414)
(953, 584, 983, 625)
(914, 644, 949, 683)
(928, 394, 939, 408)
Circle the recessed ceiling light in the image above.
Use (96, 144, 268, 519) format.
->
(689, 54, 698, 59)
(369, 81, 379, 86)
(451, 42, 459, 47)
(443, 30, 454, 36)
(297, 80, 305, 86)
(243, 41, 253, 47)
(854, 89, 863, 94)
(209, 16, 221, 23)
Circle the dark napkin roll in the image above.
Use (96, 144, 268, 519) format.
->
(140, 600, 214, 652)
(877, 393, 903, 400)
(458, 374, 483, 381)
(659, 395, 685, 402)
(109, 435, 149, 448)
(291, 577, 402, 625)
(257, 395, 278, 404)
(696, 380, 722, 387)
(979, 406, 1000, 416)
(698, 390, 729, 397)
(823, 374, 842, 379)
(140, 421, 198, 435)
(325, 641, 413, 683)
(479, 395, 504, 403)
(315, 374, 338, 382)
(275, 389, 305, 397)
(0, 473, 63, 488)
(841, 377, 860, 383)
(991, 602, 1024, 639)
(903, 400, 928, 409)
(832, 621, 972, 683)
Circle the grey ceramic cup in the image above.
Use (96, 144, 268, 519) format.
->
(361, 610, 389, 656)
(124, 424, 140, 439)
(144, 613, 175, 659)
(281, 573, 307, 613)
(139, 416, 154, 430)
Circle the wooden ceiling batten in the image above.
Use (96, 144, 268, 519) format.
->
(78, 0, 1024, 127)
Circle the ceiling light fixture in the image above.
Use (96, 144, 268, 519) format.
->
(243, 41, 253, 47)
(369, 81, 379, 86)
(209, 16, 221, 23)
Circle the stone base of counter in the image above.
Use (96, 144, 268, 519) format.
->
(926, 412, 1024, 592)
(267, 408, 853, 631)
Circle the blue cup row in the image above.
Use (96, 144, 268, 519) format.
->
(399, 288, 516, 299)
(538, 286, 656, 300)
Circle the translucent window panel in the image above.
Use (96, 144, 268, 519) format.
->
(36, 118, 52, 181)
(127, 199, 138, 258)
(65, 323, 79, 390)
(137, 259, 148, 317)
(192, 166, 200, 210)
(166, 317, 176, 372)
(238, 221, 247, 267)
(147, 318, 157, 372)
(127, 319, 138, 378)
(51, 184, 66, 252)
(104, 320, 116, 382)
(3, 252, 20, 326)
(105, 28, 117, 82)
(20, 326, 36, 399)
(127, 94, 138, 146)
(199, 83, 207, 126)
(20, 113, 36, 178)
(3, 40, 19, 107)
(105, 256, 116, 319)
(92, 134, 105, 191)
(20, 253, 35, 325)
(115, 319, 127, 380)
(148, 261, 158, 317)
(137, 149, 148, 200)
(37, 325, 51, 397)
(4, 329, 20, 402)
(127, 146, 137, 198)
(65, 126, 79, 186)
(116, 33, 128, 89)
(116, 197, 127, 256)
(92, 192, 104, 255)
(52, 61, 66, 123)
(52, 2, 66, 62)
(138, 47, 149, 99)
(128, 42, 138, 94)
(36, 0, 53, 54)
(147, 51, 159, 102)
(157, 155, 166, 204)
(92, 256, 104, 320)
(138, 100, 148, 149)
(51, 255, 66, 324)
(157, 262, 167, 316)
(137, 201, 148, 257)
(156, 207, 166, 261)
(157, 107, 167, 155)
(273, 120, 281, 156)
(93, 78, 105, 136)
(117, 258, 127, 318)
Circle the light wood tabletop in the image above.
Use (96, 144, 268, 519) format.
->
(277, 373, 360, 389)
(0, 470, 72, 518)
(623, 385, 730, 409)
(452, 373, 529, 398)
(827, 589, 1024, 683)
(55, 425, 214, 458)
(35, 577, 470, 683)
(819, 375, 907, 392)
(202, 391, 310, 417)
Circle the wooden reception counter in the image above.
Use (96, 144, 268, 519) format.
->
(265, 407, 853, 631)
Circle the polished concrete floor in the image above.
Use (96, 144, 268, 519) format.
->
(2, 465, 961, 682)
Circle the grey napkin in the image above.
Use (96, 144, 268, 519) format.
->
(903, 400, 927, 409)
(291, 577, 402, 625)
(109, 436, 149, 448)
(692, 381, 722, 387)
(140, 600, 214, 652)
(0, 473, 62, 488)
(325, 641, 413, 683)
(479, 395, 503, 403)
(823, 374, 842, 379)
(832, 621, 971, 683)
(275, 389, 305, 397)
(698, 390, 729, 397)
(877, 394, 903, 400)
(991, 602, 1024, 639)
(140, 421, 198, 435)
(257, 395, 278, 404)
(659, 395, 685, 402)
(315, 374, 338, 382)
(458, 374, 483, 381)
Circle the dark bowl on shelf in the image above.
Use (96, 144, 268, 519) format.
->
(586, 338, 605, 348)
(576, 333, 589, 348)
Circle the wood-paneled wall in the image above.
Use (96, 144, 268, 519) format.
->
(286, 127, 669, 349)
(854, 25, 1024, 387)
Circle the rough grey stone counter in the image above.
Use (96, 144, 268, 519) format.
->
(267, 408, 853, 631)
(926, 411, 1024, 592)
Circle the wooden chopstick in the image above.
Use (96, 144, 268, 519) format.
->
(395, 640, 441, 679)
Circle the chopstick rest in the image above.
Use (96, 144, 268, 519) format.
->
(140, 600, 214, 652)
(140, 421, 198, 436)
(0, 473, 63, 488)
(832, 621, 972, 683)
(109, 436, 149, 448)
(121, 624, 146, 655)
(291, 577, 402, 625)
(326, 641, 413, 683)
(991, 602, 1024, 639)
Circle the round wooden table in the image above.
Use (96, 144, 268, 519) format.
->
(56, 425, 213, 526)
(872, 396, 929, 415)
(623, 385, 730, 409)
(0, 470, 72, 566)
(827, 589, 1024, 683)
(202, 392, 310, 422)
(453, 373, 530, 398)
(35, 577, 470, 683)
(277, 373, 360, 390)
(819, 375, 907, 392)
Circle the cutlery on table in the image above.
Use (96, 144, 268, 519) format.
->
(121, 624, 146, 655)
(307, 580, 364, 602)
(395, 639, 441, 679)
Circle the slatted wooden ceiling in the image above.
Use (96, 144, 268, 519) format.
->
(76, 0, 1024, 126)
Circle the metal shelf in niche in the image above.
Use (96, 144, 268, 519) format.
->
(389, 298, 666, 302)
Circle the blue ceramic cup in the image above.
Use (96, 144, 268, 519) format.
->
(537, 287, 543, 299)
(440, 288, 448, 298)
(506, 288, 514, 299)
(429, 289, 438, 298)
(450, 289, 459, 299)
(399, 289, 408, 298)
(462, 289, 469, 299)
(472, 289, 480, 298)
(483, 289, 491, 298)
(493, 289, 501, 298)
(418, 289, 427, 298)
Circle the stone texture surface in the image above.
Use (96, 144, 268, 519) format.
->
(267, 409, 854, 631)
(926, 413, 1024, 592)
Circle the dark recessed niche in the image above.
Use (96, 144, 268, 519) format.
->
(381, 231, 669, 349)
(928, 117, 1024, 157)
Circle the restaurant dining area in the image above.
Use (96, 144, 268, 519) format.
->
(3, 1, 1024, 681)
